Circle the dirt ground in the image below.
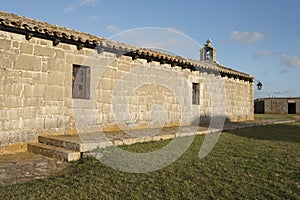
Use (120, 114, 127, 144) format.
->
(0, 152, 69, 187)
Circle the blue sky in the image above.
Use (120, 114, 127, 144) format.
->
(1, 0, 300, 98)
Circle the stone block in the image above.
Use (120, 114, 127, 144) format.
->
(41, 106, 62, 115)
(0, 83, 22, 96)
(15, 54, 42, 71)
(4, 96, 21, 108)
(0, 39, 11, 50)
(3, 119, 24, 131)
(55, 49, 65, 59)
(64, 87, 72, 98)
(44, 117, 57, 129)
(102, 103, 111, 113)
(62, 44, 72, 51)
(45, 85, 64, 101)
(23, 97, 39, 107)
(24, 118, 38, 129)
(47, 71, 65, 86)
(57, 115, 69, 127)
(42, 58, 65, 72)
(119, 55, 132, 63)
(20, 71, 33, 78)
(20, 43, 33, 54)
(109, 79, 118, 90)
(34, 45, 55, 57)
(0, 95, 3, 108)
(11, 33, 26, 41)
(97, 57, 109, 68)
(0, 52, 15, 69)
(114, 71, 123, 80)
(110, 60, 118, 68)
(99, 79, 111, 91)
(0, 109, 19, 120)
(0, 30, 11, 39)
(20, 107, 37, 119)
(32, 72, 48, 84)
(24, 84, 45, 97)
(66, 54, 84, 65)
(40, 40, 52, 46)
(101, 67, 115, 78)
(35, 118, 45, 129)
(12, 41, 19, 48)
(101, 90, 112, 104)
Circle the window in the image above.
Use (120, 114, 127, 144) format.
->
(72, 65, 90, 99)
(192, 83, 200, 105)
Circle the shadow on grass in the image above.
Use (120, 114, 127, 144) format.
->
(227, 122, 300, 143)
(254, 114, 299, 121)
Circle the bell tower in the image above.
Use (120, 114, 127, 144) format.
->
(200, 39, 217, 62)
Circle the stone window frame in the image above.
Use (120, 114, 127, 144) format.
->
(72, 64, 91, 99)
(192, 82, 200, 105)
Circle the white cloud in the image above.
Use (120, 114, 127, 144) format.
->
(79, 0, 97, 6)
(281, 55, 300, 68)
(254, 51, 300, 69)
(253, 50, 277, 59)
(64, 0, 97, 12)
(106, 25, 121, 33)
(64, 6, 75, 12)
(231, 31, 264, 44)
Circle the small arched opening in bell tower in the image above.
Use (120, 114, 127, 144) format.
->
(200, 38, 217, 63)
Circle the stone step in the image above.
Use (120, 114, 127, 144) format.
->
(38, 135, 113, 152)
(38, 135, 83, 152)
(27, 143, 81, 162)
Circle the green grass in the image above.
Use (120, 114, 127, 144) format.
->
(1, 123, 300, 199)
(255, 114, 298, 120)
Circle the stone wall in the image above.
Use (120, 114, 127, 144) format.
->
(0, 30, 254, 153)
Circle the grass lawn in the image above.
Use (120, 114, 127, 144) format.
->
(255, 114, 299, 120)
(1, 122, 300, 199)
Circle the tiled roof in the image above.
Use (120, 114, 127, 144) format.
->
(0, 10, 253, 81)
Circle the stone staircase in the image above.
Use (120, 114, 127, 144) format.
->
(27, 141, 81, 162)
(26, 126, 215, 162)
(27, 133, 113, 162)
(26, 126, 201, 162)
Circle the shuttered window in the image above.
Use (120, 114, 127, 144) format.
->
(192, 83, 200, 105)
(72, 65, 90, 99)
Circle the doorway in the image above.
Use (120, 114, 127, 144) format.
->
(288, 103, 296, 114)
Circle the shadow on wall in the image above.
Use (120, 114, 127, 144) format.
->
(227, 122, 300, 143)
(192, 116, 231, 128)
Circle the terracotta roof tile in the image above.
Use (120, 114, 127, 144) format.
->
(0, 11, 103, 43)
